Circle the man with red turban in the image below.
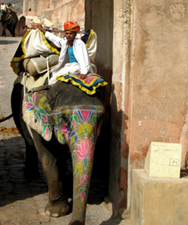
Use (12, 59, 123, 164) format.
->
(36, 21, 93, 84)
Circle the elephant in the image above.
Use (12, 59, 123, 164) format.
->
(11, 78, 106, 225)
(0, 9, 18, 37)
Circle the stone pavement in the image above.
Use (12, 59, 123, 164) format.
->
(0, 37, 131, 225)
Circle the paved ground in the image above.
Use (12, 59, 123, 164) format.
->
(0, 37, 131, 225)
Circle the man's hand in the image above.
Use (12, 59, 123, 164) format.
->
(35, 24, 46, 34)
(78, 74, 87, 79)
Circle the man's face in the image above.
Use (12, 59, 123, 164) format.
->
(65, 31, 77, 42)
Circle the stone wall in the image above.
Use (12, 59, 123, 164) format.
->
(129, 0, 188, 169)
(23, 0, 85, 30)
(110, 0, 188, 216)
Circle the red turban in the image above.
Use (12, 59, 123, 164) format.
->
(64, 21, 80, 32)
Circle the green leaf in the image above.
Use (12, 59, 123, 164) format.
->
(84, 128, 88, 136)
(78, 187, 84, 195)
(92, 115, 98, 125)
(39, 108, 47, 115)
(37, 111, 42, 123)
(84, 158, 88, 168)
(72, 152, 76, 161)
(42, 124, 47, 134)
(28, 96, 33, 103)
(71, 115, 78, 124)
(76, 168, 79, 177)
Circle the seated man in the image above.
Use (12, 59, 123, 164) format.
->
(36, 21, 93, 85)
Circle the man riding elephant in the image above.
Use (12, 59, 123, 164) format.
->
(11, 21, 107, 225)
(36, 21, 93, 84)
(0, 8, 18, 36)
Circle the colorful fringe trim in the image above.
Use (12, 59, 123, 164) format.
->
(56, 74, 108, 95)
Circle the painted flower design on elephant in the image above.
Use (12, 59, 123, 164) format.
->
(75, 137, 94, 161)
(70, 131, 78, 144)
(80, 175, 88, 184)
(24, 94, 51, 139)
(54, 118, 70, 144)
(78, 187, 88, 201)
(70, 115, 79, 128)
(24, 92, 37, 117)
(78, 176, 89, 201)
(78, 110, 92, 123)
(24, 94, 49, 122)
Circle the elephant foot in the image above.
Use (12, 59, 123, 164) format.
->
(45, 199, 69, 217)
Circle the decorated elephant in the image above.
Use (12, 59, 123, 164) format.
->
(0, 9, 18, 36)
(11, 75, 107, 224)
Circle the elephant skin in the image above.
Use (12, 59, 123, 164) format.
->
(11, 80, 106, 224)
(0, 9, 18, 37)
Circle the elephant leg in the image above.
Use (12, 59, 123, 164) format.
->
(69, 136, 95, 224)
(12, 28, 15, 37)
(24, 141, 39, 178)
(2, 27, 6, 36)
(8, 27, 15, 37)
(31, 129, 69, 217)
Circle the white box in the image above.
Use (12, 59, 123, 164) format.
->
(144, 142, 182, 178)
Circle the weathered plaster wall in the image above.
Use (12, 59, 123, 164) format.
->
(129, 0, 188, 169)
(110, 0, 188, 216)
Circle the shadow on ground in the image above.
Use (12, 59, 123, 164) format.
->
(0, 39, 19, 45)
(0, 135, 47, 207)
(0, 135, 108, 208)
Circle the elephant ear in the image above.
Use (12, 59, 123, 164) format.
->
(22, 91, 54, 141)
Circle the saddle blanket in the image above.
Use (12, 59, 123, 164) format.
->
(56, 74, 107, 95)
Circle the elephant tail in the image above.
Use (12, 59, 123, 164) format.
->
(0, 113, 13, 123)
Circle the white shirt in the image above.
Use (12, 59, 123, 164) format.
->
(1, 4, 6, 10)
(45, 31, 93, 75)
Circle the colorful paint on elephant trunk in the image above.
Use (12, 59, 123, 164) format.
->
(53, 105, 105, 204)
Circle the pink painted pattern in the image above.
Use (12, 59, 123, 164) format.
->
(61, 124, 69, 140)
(80, 175, 89, 184)
(75, 137, 94, 159)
